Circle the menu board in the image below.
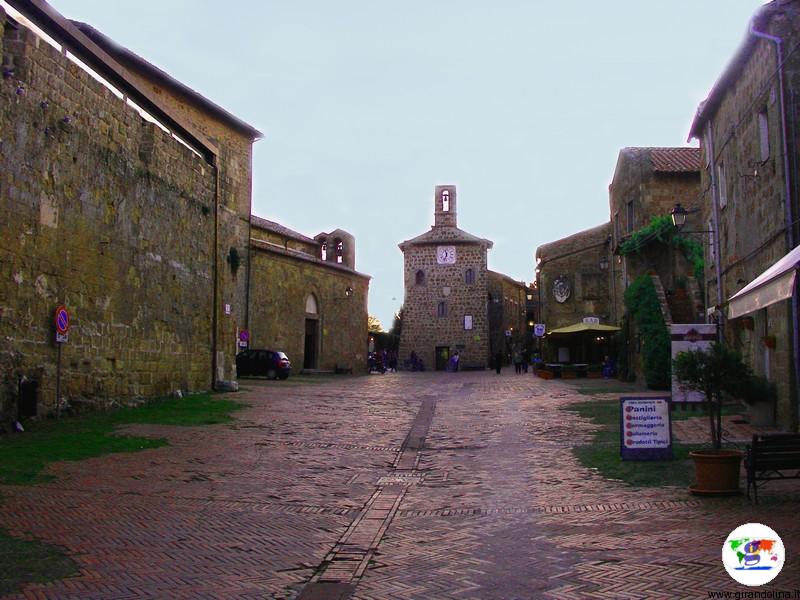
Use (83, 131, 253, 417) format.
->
(620, 396, 673, 460)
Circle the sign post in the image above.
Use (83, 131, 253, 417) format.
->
(54, 306, 70, 418)
(620, 396, 673, 460)
(671, 324, 717, 403)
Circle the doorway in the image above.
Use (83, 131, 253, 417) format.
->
(435, 346, 450, 371)
(304, 319, 319, 369)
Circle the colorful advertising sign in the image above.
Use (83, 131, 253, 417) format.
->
(671, 324, 717, 403)
(620, 396, 672, 460)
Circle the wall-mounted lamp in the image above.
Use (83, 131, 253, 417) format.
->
(599, 255, 609, 270)
(345, 286, 353, 297)
(670, 203, 689, 229)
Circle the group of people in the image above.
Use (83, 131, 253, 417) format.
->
(368, 349, 398, 373)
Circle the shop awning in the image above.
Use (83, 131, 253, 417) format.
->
(548, 323, 621, 335)
(727, 244, 800, 319)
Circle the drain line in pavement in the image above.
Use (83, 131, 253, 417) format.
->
(296, 398, 436, 600)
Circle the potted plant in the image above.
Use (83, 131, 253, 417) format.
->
(742, 374, 777, 427)
(673, 342, 752, 495)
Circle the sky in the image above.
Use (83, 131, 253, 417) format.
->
(47, 0, 767, 329)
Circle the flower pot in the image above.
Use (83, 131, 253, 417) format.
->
(689, 449, 743, 496)
(562, 371, 577, 379)
(538, 370, 554, 380)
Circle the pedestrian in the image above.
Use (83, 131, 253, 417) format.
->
(495, 351, 502, 374)
(513, 350, 522, 374)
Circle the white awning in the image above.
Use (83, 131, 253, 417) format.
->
(727, 244, 800, 319)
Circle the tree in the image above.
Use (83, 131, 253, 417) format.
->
(368, 315, 384, 333)
(389, 306, 403, 337)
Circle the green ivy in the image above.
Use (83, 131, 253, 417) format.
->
(624, 275, 671, 389)
(618, 215, 705, 282)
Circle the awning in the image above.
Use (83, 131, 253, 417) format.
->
(728, 243, 800, 319)
(548, 323, 621, 335)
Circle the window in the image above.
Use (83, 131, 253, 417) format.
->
(320, 243, 327, 261)
(437, 301, 447, 317)
(758, 110, 770, 162)
(442, 189, 450, 212)
(717, 162, 727, 209)
(335, 239, 344, 263)
(415, 270, 426, 285)
(465, 268, 475, 284)
(626, 200, 635, 233)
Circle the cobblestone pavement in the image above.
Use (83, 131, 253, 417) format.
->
(1, 372, 798, 599)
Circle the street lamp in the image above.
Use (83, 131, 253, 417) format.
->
(599, 254, 609, 270)
(670, 203, 689, 229)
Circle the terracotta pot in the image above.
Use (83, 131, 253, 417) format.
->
(562, 371, 577, 379)
(538, 370, 554, 380)
(689, 449, 743, 496)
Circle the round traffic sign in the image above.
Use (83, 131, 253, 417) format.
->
(55, 306, 70, 334)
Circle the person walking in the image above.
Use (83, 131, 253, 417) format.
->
(494, 351, 503, 375)
(513, 350, 522, 374)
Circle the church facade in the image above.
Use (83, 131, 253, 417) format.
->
(398, 186, 493, 370)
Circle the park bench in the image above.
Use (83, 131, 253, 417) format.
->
(745, 433, 800, 503)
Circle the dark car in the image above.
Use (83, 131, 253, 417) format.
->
(236, 349, 292, 380)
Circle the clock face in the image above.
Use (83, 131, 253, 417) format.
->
(436, 246, 456, 264)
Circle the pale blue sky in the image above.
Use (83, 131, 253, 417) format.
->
(49, 0, 765, 328)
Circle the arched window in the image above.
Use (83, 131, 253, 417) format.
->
(415, 270, 426, 285)
(465, 268, 475, 284)
(437, 301, 447, 317)
(305, 294, 318, 314)
(320, 243, 327, 261)
(442, 189, 450, 212)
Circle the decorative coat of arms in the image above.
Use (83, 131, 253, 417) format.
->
(553, 277, 571, 303)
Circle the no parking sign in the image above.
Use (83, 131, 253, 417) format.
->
(54, 305, 70, 343)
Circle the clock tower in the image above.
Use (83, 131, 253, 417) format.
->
(398, 186, 493, 370)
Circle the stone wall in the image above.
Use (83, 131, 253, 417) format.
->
(248, 241, 369, 373)
(694, 5, 800, 430)
(487, 271, 529, 362)
(399, 243, 489, 370)
(0, 16, 218, 419)
(536, 223, 612, 336)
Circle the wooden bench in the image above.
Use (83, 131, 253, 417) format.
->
(745, 433, 800, 503)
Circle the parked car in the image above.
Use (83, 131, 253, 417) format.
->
(236, 349, 291, 380)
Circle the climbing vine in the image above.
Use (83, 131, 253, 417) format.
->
(618, 216, 705, 281)
(624, 275, 671, 389)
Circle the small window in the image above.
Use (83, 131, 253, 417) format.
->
(437, 301, 447, 317)
(758, 110, 770, 162)
(415, 270, 426, 286)
(717, 162, 727, 209)
(465, 268, 475, 284)
(335, 240, 344, 263)
(626, 200, 634, 233)
(320, 243, 327, 261)
(442, 189, 450, 212)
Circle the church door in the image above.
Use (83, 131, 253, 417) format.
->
(304, 319, 319, 369)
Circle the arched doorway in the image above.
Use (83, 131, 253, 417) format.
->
(304, 294, 320, 369)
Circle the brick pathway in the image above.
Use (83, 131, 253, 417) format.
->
(1, 372, 798, 599)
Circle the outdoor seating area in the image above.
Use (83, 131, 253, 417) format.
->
(536, 362, 605, 379)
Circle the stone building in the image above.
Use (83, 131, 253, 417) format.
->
(487, 271, 530, 363)
(608, 147, 703, 326)
(249, 217, 369, 373)
(688, 0, 800, 431)
(535, 223, 613, 363)
(398, 186, 493, 370)
(0, 1, 369, 423)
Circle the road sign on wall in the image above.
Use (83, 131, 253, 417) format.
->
(54, 305, 69, 343)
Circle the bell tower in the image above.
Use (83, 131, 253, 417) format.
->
(434, 185, 457, 227)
